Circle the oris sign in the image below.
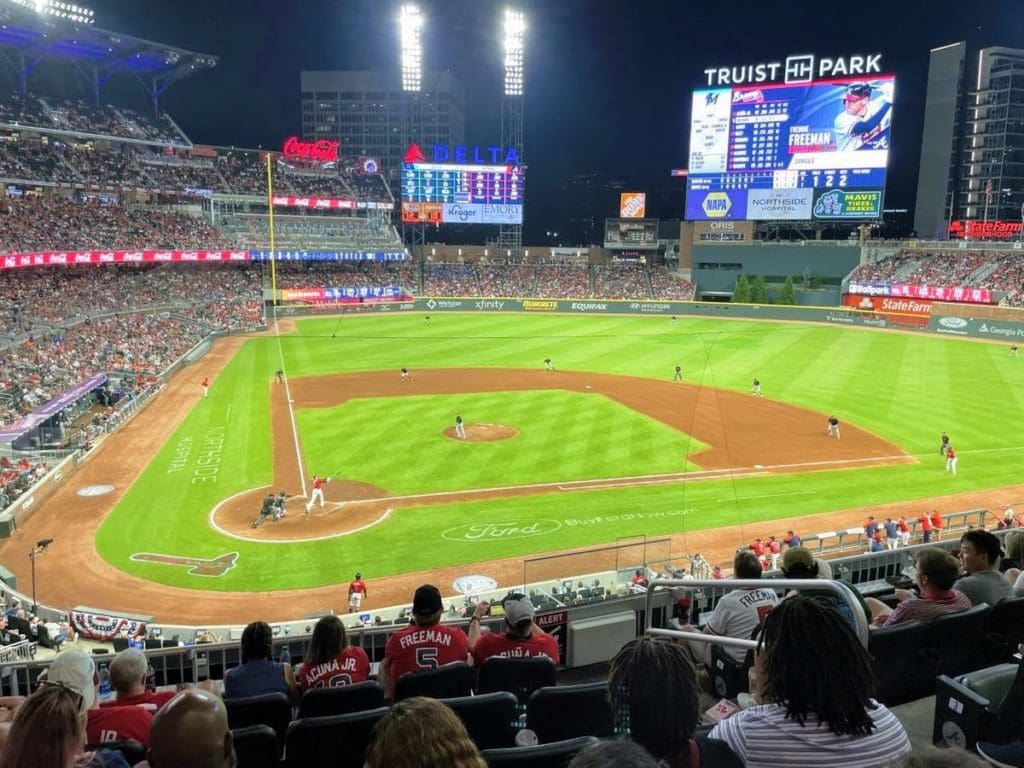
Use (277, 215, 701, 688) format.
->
(282, 136, 340, 163)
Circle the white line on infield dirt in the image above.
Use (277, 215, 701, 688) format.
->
(207, 499, 394, 544)
(275, 314, 307, 497)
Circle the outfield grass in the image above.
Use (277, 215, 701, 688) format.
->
(94, 313, 1024, 591)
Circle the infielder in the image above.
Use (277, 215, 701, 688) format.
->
(834, 81, 893, 152)
(673, 364, 683, 382)
(940, 431, 950, 456)
(201, 377, 209, 398)
(275, 369, 284, 384)
(1012, 345, 1019, 357)
(454, 413, 466, 439)
(752, 378, 762, 397)
(946, 446, 958, 475)
(401, 367, 412, 382)
(544, 357, 554, 372)
(826, 415, 840, 439)
(306, 475, 329, 513)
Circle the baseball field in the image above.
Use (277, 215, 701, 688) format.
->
(6, 311, 1024, 623)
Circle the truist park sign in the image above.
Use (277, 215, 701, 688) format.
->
(704, 53, 883, 86)
(282, 136, 340, 163)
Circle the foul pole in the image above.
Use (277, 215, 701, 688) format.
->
(265, 152, 278, 303)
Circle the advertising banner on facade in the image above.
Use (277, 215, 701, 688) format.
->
(746, 188, 813, 220)
(620, 192, 647, 218)
(812, 188, 883, 219)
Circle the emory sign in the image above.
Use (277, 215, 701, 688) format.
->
(704, 53, 883, 86)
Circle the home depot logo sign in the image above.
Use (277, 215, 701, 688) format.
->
(620, 192, 646, 218)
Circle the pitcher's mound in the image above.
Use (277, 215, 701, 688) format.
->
(443, 423, 519, 442)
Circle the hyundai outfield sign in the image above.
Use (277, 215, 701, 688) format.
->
(747, 188, 813, 220)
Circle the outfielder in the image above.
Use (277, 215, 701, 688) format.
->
(673, 364, 683, 382)
(940, 431, 950, 456)
(454, 413, 466, 439)
(826, 415, 840, 439)
(946, 446, 958, 475)
(305, 475, 329, 513)
(752, 378, 762, 397)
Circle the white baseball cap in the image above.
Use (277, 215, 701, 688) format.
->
(38, 650, 96, 710)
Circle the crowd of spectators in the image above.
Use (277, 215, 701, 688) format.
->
(139, 158, 226, 191)
(0, 92, 188, 145)
(0, 264, 263, 429)
(0, 455, 48, 508)
(649, 266, 696, 300)
(0, 197, 231, 253)
(477, 264, 538, 296)
(274, 261, 416, 294)
(593, 264, 649, 299)
(849, 250, 1024, 304)
(223, 212, 401, 250)
(423, 263, 479, 296)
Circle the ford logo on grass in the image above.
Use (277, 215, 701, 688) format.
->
(938, 317, 968, 329)
(452, 575, 498, 595)
(442, 520, 562, 541)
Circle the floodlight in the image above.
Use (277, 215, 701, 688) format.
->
(503, 8, 525, 96)
(12, 0, 94, 24)
(400, 4, 423, 93)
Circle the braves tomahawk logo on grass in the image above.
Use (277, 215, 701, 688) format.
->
(131, 551, 238, 577)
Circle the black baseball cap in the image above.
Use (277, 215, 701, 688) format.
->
(413, 584, 443, 615)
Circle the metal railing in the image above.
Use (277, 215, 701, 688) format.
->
(643, 578, 870, 650)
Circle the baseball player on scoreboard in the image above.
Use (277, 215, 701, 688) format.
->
(305, 475, 329, 513)
(833, 81, 893, 152)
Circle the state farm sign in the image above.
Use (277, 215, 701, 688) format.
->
(282, 136, 340, 163)
(948, 219, 1024, 240)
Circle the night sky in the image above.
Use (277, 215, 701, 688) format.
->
(83, 0, 1023, 241)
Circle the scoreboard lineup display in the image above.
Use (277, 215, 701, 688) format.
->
(401, 162, 524, 225)
(686, 74, 894, 221)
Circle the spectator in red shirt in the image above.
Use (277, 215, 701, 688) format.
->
(918, 512, 934, 543)
(379, 584, 469, 700)
(467, 593, 560, 668)
(104, 648, 175, 713)
(298, 615, 370, 692)
(712, 566, 724, 580)
(749, 538, 765, 557)
(41, 650, 153, 747)
(930, 510, 944, 541)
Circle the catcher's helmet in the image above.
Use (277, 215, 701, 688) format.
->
(844, 82, 872, 101)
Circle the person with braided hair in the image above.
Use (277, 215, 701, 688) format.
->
(709, 594, 910, 768)
(607, 635, 741, 768)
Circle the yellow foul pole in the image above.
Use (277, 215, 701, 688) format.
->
(265, 152, 278, 305)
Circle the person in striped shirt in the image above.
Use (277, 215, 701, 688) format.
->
(864, 548, 972, 628)
(709, 594, 910, 768)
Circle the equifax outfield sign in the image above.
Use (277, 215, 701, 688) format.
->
(704, 53, 883, 86)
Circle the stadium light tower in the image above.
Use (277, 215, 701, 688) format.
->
(11, 0, 94, 24)
(400, 3, 423, 92)
(500, 8, 525, 250)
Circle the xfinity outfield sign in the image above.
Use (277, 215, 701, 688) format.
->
(704, 53, 883, 86)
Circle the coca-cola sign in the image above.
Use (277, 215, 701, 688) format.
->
(281, 136, 340, 163)
(948, 219, 1024, 240)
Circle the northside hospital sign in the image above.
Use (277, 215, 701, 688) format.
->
(704, 53, 883, 86)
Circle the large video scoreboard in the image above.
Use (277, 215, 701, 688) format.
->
(401, 144, 523, 225)
(686, 74, 894, 221)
